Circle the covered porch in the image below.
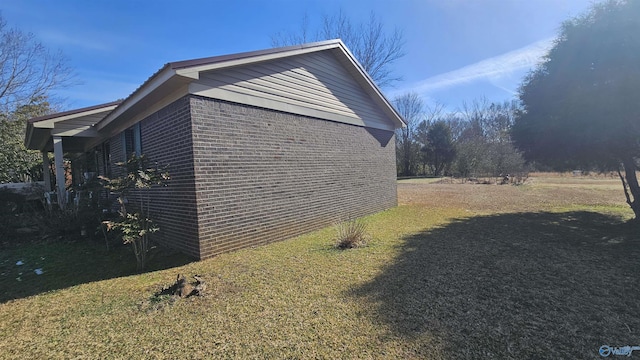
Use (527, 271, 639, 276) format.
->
(24, 101, 121, 209)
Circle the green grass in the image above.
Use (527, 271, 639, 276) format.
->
(1, 176, 639, 359)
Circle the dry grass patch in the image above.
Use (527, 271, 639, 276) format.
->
(0, 206, 460, 359)
(0, 174, 638, 358)
(334, 219, 370, 249)
(352, 210, 639, 358)
(398, 174, 630, 216)
(397, 177, 446, 184)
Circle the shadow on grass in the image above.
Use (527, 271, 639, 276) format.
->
(0, 239, 194, 303)
(351, 211, 640, 359)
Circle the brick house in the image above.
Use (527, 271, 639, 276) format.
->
(25, 40, 405, 259)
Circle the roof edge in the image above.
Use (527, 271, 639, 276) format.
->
(96, 40, 346, 131)
(169, 40, 343, 70)
(32, 38, 404, 144)
(28, 100, 123, 124)
(25, 100, 122, 150)
(331, 41, 406, 128)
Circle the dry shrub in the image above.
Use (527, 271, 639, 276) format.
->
(335, 219, 369, 249)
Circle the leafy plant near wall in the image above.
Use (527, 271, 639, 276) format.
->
(101, 154, 170, 271)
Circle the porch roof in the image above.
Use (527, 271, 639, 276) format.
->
(25, 100, 122, 152)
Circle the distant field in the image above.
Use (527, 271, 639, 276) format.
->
(528, 172, 624, 190)
(0, 174, 637, 359)
(398, 173, 629, 216)
(396, 177, 444, 184)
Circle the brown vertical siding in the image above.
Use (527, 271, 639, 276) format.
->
(190, 95, 397, 259)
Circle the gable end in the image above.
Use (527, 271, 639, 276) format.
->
(188, 50, 396, 131)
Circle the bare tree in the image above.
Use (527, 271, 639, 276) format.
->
(413, 101, 447, 174)
(394, 92, 423, 176)
(424, 101, 446, 124)
(453, 97, 525, 178)
(0, 15, 74, 112)
(271, 10, 405, 88)
(271, 13, 313, 46)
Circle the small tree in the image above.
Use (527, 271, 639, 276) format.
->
(513, 0, 640, 217)
(0, 97, 53, 183)
(102, 155, 169, 271)
(414, 120, 430, 175)
(424, 120, 456, 176)
(394, 92, 423, 176)
(0, 15, 74, 112)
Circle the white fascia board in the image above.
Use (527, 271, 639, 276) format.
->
(96, 67, 176, 131)
(32, 105, 119, 129)
(332, 42, 406, 129)
(174, 44, 341, 80)
(51, 127, 98, 137)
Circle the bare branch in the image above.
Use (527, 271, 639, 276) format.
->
(270, 9, 405, 88)
(0, 14, 74, 112)
(394, 92, 423, 130)
(424, 101, 446, 123)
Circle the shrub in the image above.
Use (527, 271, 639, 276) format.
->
(0, 187, 25, 215)
(335, 219, 370, 249)
(31, 179, 106, 242)
(35, 207, 81, 240)
(102, 154, 169, 272)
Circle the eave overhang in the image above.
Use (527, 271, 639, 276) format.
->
(26, 39, 406, 153)
(25, 101, 121, 152)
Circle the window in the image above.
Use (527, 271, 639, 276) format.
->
(122, 123, 142, 160)
(101, 141, 111, 178)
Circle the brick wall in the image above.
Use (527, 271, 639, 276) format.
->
(107, 96, 201, 258)
(139, 96, 200, 258)
(108, 133, 124, 177)
(190, 96, 397, 259)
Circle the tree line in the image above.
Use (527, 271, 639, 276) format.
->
(394, 94, 526, 179)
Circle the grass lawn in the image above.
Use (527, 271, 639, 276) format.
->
(1, 174, 639, 359)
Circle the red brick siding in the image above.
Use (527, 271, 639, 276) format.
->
(190, 96, 397, 259)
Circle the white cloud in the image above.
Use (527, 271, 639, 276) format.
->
(38, 30, 116, 52)
(392, 38, 553, 98)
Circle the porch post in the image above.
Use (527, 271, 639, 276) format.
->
(53, 136, 66, 209)
(42, 151, 52, 192)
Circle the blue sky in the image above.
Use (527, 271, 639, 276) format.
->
(2, 0, 593, 112)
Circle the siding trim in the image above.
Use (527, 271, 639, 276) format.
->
(188, 51, 396, 131)
(188, 82, 394, 131)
